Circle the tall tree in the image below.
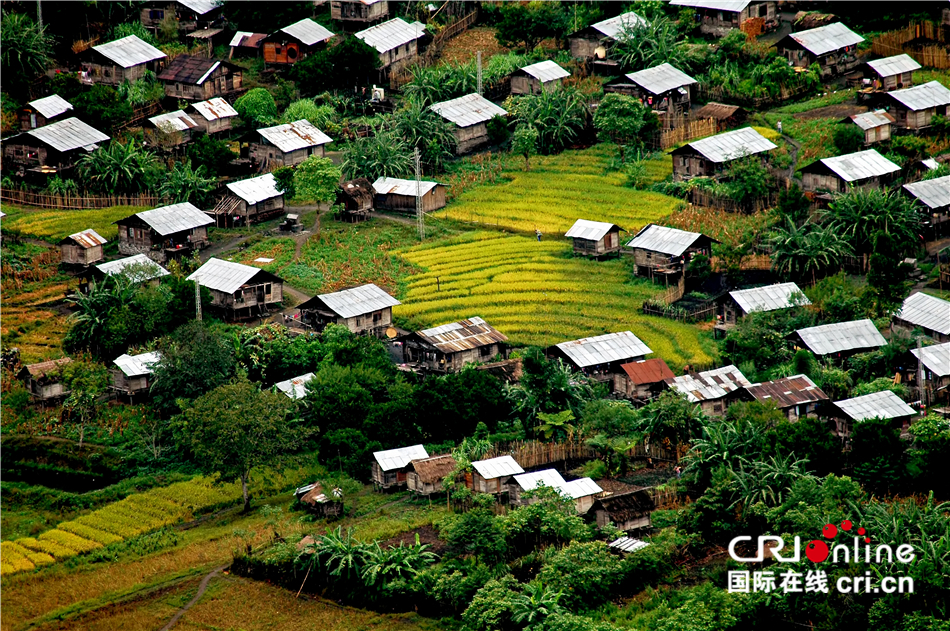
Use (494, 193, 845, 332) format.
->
(867, 230, 911, 311)
(494, 2, 569, 51)
(593, 93, 658, 162)
(61, 360, 110, 448)
(150, 322, 236, 415)
(293, 156, 342, 204)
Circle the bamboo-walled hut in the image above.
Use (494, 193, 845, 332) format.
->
(469, 456, 524, 495)
(372, 177, 447, 213)
(59, 229, 107, 266)
(430, 94, 508, 155)
(371, 444, 428, 490)
(565, 219, 623, 257)
(81, 35, 167, 86)
(262, 19, 334, 65)
(406, 455, 456, 495)
(18, 358, 72, 402)
(187, 258, 284, 320)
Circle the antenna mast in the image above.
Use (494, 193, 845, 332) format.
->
(477, 50, 483, 95)
(415, 147, 424, 240)
(195, 280, 202, 321)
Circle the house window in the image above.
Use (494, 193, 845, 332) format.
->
(150, 9, 165, 20)
(480, 345, 493, 357)
(234, 290, 243, 302)
(128, 227, 134, 238)
(275, 46, 282, 55)
(264, 283, 272, 296)
(356, 318, 362, 327)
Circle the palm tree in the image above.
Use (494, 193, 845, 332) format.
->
(824, 188, 921, 257)
(77, 140, 159, 195)
(731, 454, 816, 516)
(361, 538, 438, 588)
(769, 218, 852, 284)
(509, 581, 564, 626)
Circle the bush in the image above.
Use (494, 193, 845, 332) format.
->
(234, 88, 278, 128)
(833, 123, 865, 154)
(72, 85, 133, 131)
(539, 541, 626, 610)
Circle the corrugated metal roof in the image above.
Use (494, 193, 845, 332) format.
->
(96, 254, 170, 281)
(680, 126, 776, 163)
(518, 60, 570, 83)
(609, 536, 651, 553)
(372, 176, 439, 197)
(314, 283, 401, 318)
(416, 316, 508, 353)
(866, 54, 921, 77)
(430, 93, 507, 128)
(92, 35, 167, 68)
(848, 109, 894, 131)
(896, 292, 950, 336)
(472, 455, 524, 479)
(590, 11, 646, 39)
(730, 282, 809, 314)
(922, 158, 940, 170)
(555, 331, 652, 368)
(816, 149, 901, 182)
(133, 202, 213, 236)
(904, 175, 950, 210)
(274, 372, 315, 399)
(355, 17, 425, 53)
(745, 374, 829, 408)
(187, 257, 273, 294)
(149, 110, 199, 132)
(178, 0, 220, 14)
(625, 224, 704, 256)
(785, 22, 864, 57)
(280, 18, 335, 46)
(25, 117, 110, 152)
(373, 444, 428, 472)
(912, 341, 950, 377)
(700, 365, 752, 392)
(28, 94, 73, 119)
(889, 80, 950, 111)
(65, 228, 107, 248)
(565, 219, 621, 241)
(513, 469, 566, 491)
(625, 63, 696, 96)
(226, 173, 284, 204)
(230, 31, 267, 48)
(191, 97, 239, 121)
(835, 390, 916, 421)
(666, 373, 729, 402)
(113, 351, 162, 377)
(795, 319, 886, 355)
(257, 119, 332, 153)
(621, 358, 675, 385)
(156, 55, 223, 85)
(561, 477, 603, 499)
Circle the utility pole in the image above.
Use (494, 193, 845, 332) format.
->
(916, 336, 926, 408)
(195, 280, 202, 321)
(37, 0, 43, 30)
(415, 147, 424, 240)
(476, 50, 482, 95)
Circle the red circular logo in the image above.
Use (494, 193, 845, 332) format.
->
(858, 527, 866, 536)
(823, 523, 838, 539)
(806, 540, 830, 563)
(841, 520, 853, 531)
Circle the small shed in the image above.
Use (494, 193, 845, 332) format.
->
(618, 358, 676, 400)
(887, 81, 950, 130)
(550, 331, 653, 390)
(406, 454, 457, 495)
(694, 102, 746, 131)
(509, 469, 567, 506)
(608, 63, 697, 114)
(510, 60, 571, 95)
(469, 455, 524, 495)
(332, 0, 390, 26)
(833, 389, 916, 437)
(115, 202, 213, 262)
(157, 55, 243, 101)
(19, 95, 73, 131)
(565, 219, 623, 257)
(92, 254, 170, 291)
(337, 178, 374, 222)
(744, 374, 829, 422)
(430, 93, 507, 154)
(775, 22, 864, 77)
(59, 229, 107, 266)
(355, 18, 426, 73)
(625, 224, 716, 278)
(843, 110, 895, 145)
(187, 258, 284, 319)
(147, 110, 200, 146)
(401, 317, 508, 372)
(296, 283, 400, 336)
(273, 372, 315, 400)
(866, 54, 921, 91)
(568, 11, 646, 60)
(263, 18, 335, 65)
(250, 119, 332, 169)
(372, 444, 428, 489)
(904, 175, 950, 232)
(189, 98, 240, 134)
(665, 364, 752, 416)
(560, 478, 604, 515)
(591, 489, 654, 531)
(670, 126, 776, 180)
(893, 292, 950, 343)
(608, 536, 651, 554)
(720, 282, 809, 324)
(229, 31, 267, 57)
(18, 357, 72, 401)
(911, 341, 950, 404)
(112, 351, 161, 397)
(791, 319, 887, 359)
(141, 0, 223, 35)
(213, 173, 285, 225)
(82, 35, 167, 86)
(801, 149, 901, 194)
(2, 118, 109, 172)
(670, 0, 778, 37)
(372, 177, 447, 213)
(294, 482, 344, 518)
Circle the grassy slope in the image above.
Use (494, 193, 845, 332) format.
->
(1, 204, 148, 242)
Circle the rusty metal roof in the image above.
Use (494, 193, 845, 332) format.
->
(666, 373, 729, 402)
(695, 102, 743, 120)
(256, 119, 332, 153)
(230, 31, 267, 48)
(701, 365, 752, 392)
(416, 316, 508, 353)
(157, 55, 232, 85)
(63, 228, 107, 248)
(745, 374, 829, 409)
(191, 97, 238, 121)
(621, 359, 675, 385)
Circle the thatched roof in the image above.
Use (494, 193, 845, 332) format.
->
(593, 489, 655, 522)
(695, 102, 744, 120)
(411, 454, 457, 483)
(793, 11, 836, 31)
(20, 357, 72, 379)
(338, 178, 374, 207)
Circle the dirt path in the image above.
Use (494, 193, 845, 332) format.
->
(367, 211, 416, 226)
(201, 234, 257, 261)
(158, 564, 229, 631)
(780, 134, 803, 185)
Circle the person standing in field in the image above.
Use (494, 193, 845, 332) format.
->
(535, 228, 542, 242)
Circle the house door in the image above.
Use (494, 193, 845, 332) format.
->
(257, 285, 265, 303)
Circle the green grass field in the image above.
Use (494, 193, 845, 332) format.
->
(1, 204, 148, 242)
(393, 231, 718, 368)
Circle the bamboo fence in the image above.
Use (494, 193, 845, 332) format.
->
(656, 117, 718, 150)
(390, 10, 479, 88)
(687, 188, 780, 213)
(0, 189, 159, 210)
(482, 439, 675, 469)
(871, 21, 950, 69)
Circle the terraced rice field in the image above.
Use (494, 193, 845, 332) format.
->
(393, 232, 718, 368)
(1, 204, 147, 242)
(436, 144, 681, 235)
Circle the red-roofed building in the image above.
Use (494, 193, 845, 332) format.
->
(618, 359, 675, 400)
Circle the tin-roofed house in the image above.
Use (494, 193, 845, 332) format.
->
(147, 110, 200, 147)
(565, 219, 623, 257)
(157, 55, 243, 101)
(115, 203, 213, 263)
(665, 364, 752, 416)
(550, 331, 653, 390)
(670, 127, 777, 181)
(19, 95, 73, 131)
(296, 283, 400, 336)
(355, 18, 426, 73)
(250, 119, 332, 169)
(866, 54, 921, 91)
(263, 19, 335, 65)
(82, 35, 167, 86)
(372, 177, 447, 213)
(141, 0, 223, 35)
(607, 63, 697, 115)
(332, 0, 389, 27)
(112, 351, 161, 398)
(791, 319, 887, 360)
(625, 224, 716, 279)
(842, 110, 895, 145)
(187, 258, 284, 319)
(2, 118, 109, 172)
(372, 444, 428, 490)
(402, 317, 508, 372)
(470, 455, 524, 495)
(337, 178, 374, 222)
(833, 390, 916, 438)
(229, 31, 268, 57)
(887, 81, 950, 130)
(430, 93, 507, 154)
(406, 454, 456, 496)
(568, 11, 646, 62)
(720, 282, 809, 326)
(670, 1, 777, 36)
(745, 374, 829, 422)
(618, 358, 676, 401)
(94, 254, 170, 285)
(510, 60, 571, 95)
(904, 175, 950, 235)
(510, 470, 603, 514)
(591, 488, 654, 531)
(189, 98, 240, 134)
(775, 22, 864, 77)
(912, 341, 950, 405)
(212, 173, 285, 226)
(273, 372, 314, 400)
(18, 357, 72, 402)
(893, 292, 950, 343)
(801, 149, 901, 195)
(59, 229, 107, 266)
